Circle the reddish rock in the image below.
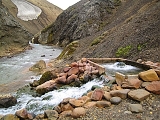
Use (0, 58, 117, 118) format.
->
(96, 101, 111, 108)
(139, 69, 159, 82)
(110, 89, 130, 99)
(128, 89, 150, 101)
(66, 74, 77, 84)
(72, 107, 86, 118)
(56, 76, 67, 84)
(36, 80, 57, 94)
(70, 62, 78, 67)
(68, 67, 79, 76)
(91, 70, 99, 75)
(58, 73, 68, 77)
(63, 67, 71, 73)
(81, 58, 87, 62)
(91, 89, 104, 101)
(145, 81, 160, 94)
(61, 103, 74, 112)
(79, 67, 85, 73)
(15, 108, 28, 119)
(122, 78, 142, 89)
(69, 99, 85, 107)
(77, 61, 84, 67)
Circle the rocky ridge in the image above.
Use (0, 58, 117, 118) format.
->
(0, 0, 32, 57)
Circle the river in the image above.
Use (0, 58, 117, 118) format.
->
(0, 43, 62, 94)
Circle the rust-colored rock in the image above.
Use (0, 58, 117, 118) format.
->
(56, 76, 67, 84)
(68, 67, 79, 76)
(145, 81, 160, 94)
(63, 67, 71, 73)
(66, 74, 77, 84)
(122, 78, 142, 89)
(91, 89, 104, 101)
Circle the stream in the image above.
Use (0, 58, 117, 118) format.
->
(0, 43, 144, 115)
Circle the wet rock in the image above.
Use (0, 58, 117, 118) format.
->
(15, 108, 28, 119)
(122, 78, 142, 89)
(128, 89, 150, 101)
(145, 81, 160, 94)
(91, 89, 104, 101)
(139, 69, 159, 82)
(110, 89, 130, 99)
(91, 85, 101, 90)
(0, 94, 17, 108)
(83, 102, 97, 108)
(72, 107, 86, 118)
(66, 74, 77, 84)
(110, 97, 122, 105)
(36, 80, 57, 94)
(1, 114, 20, 120)
(128, 104, 143, 113)
(115, 72, 126, 86)
(29, 60, 46, 72)
(68, 67, 79, 76)
(41, 55, 45, 57)
(69, 99, 85, 107)
(39, 71, 57, 85)
(141, 82, 151, 88)
(103, 92, 112, 101)
(61, 103, 74, 112)
(83, 74, 92, 83)
(96, 101, 111, 108)
(44, 110, 59, 119)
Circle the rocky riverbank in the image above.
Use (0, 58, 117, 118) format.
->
(0, 58, 160, 120)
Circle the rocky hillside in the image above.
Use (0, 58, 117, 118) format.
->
(2, 0, 63, 35)
(38, 0, 160, 62)
(0, 0, 32, 57)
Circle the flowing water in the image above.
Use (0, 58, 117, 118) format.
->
(0, 43, 62, 93)
(0, 46, 144, 115)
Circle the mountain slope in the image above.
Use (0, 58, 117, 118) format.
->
(39, 0, 160, 62)
(2, 0, 63, 34)
(0, 0, 32, 57)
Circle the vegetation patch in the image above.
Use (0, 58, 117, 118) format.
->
(57, 41, 79, 60)
(113, 0, 121, 6)
(116, 45, 132, 57)
(137, 43, 147, 51)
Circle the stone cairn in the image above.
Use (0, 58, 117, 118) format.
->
(0, 58, 160, 120)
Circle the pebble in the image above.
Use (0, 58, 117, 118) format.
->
(129, 104, 143, 113)
(124, 111, 132, 114)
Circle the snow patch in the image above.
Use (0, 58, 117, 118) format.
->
(11, 0, 42, 21)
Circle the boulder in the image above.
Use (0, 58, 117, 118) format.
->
(69, 99, 85, 107)
(15, 108, 28, 119)
(121, 78, 142, 89)
(44, 110, 59, 119)
(128, 89, 150, 101)
(110, 97, 122, 105)
(36, 80, 57, 94)
(0, 94, 17, 108)
(66, 74, 77, 84)
(61, 103, 74, 112)
(72, 107, 86, 118)
(139, 69, 159, 82)
(55, 76, 67, 84)
(68, 67, 79, 76)
(91, 89, 104, 101)
(29, 60, 46, 71)
(83, 102, 96, 108)
(145, 81, 160, 94)
(115, 72, 126, 86)
(96, 101, 111, 108)
(128, 104, 143, 113)
(1, 114, 20, 120)
(39, 71, 57, 85)
(110, 89, 130, 99)
(103, 92, 112, 101)
(59, 110, 72, 118)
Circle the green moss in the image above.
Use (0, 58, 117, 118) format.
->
(39, 71, 54, 85)
(116, 45, 132, 57)
(137, 43, 146, 51)
(57, 41, 79, 60)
